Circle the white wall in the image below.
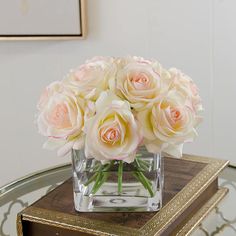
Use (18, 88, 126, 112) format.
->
(0, 0, 235, 186)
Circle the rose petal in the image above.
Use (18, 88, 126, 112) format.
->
(57, 141, 74, 157)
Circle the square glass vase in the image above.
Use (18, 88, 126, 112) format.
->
(71, 146, 163, 212)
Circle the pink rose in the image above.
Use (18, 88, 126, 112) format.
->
(37, 82, 86, 156)
(84, 91, 141, 163)
(37, 81, 64, 111)
(137, 90, 201, 157)
(115, 56, 171, 111)
(168, 68, 203, 113)
(63, 57, 117, 101)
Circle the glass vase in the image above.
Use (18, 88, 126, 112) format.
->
(71, 146, 163, 212)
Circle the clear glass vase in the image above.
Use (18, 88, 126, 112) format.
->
(71, 146, 163, 212)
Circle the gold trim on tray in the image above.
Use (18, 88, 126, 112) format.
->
(139, 155, 228, 236)
(21, 207, 139, 236)
(17, 155, 229, 236)
(175, 187, 228, 236)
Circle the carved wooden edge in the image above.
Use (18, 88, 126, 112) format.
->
(176, 187, 229, 236)
(17, 156, 229, 236)
(20, 207, 138, 236)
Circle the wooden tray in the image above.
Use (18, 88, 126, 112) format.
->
(17, 155, 229, 236)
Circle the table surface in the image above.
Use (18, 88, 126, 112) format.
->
(0, 162, 235, 236)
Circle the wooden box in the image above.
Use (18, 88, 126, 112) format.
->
(17, 155, 228, 236)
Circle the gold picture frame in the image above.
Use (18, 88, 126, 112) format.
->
(0, 0, 86, 41)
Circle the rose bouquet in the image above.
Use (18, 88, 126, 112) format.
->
(37, 56, 202, 211)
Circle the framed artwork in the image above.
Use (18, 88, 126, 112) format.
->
(0, 0, 86, 40)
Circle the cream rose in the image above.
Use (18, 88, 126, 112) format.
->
(37, 81, 64, 111)
(84, 91, 141, 163)
(63, 56, 117, 101)
(37, 81, 87, 156)
(137, 90, 200, 157)
(168, 68, 203, 113)
(115, 56, 171, 111)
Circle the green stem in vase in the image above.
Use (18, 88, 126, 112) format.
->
(91, 163, 101, 171)
(84, 172, 99, 186)
(138, 161, 149, 171)
(90, 161, 114, 195)
(84, 163, 103, 186)
(91, 172, 109, 194)
(118, 160, 123, 194)
(139, 159, 149, 168)
(135, 158, 141, 168)
(135, 158, 148, 171)
(136, 154, 150, 170)
(134, 159, 154, 197)
(133, 171, 154, 197)
(84, 163, 104, 187)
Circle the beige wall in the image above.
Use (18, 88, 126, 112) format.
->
(0, 0, 235, 186)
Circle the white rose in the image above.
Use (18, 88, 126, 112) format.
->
(137, 90, 200, 157)
(169, 68, 203, 113)
(37, 81, 64, 111)
(115, 56, 171, 111)
(84, 91, 141, 163)
(63, 56, 117, 101)
(37, 81, 87, 156)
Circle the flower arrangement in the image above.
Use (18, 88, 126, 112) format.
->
(37, 56, 202, 197)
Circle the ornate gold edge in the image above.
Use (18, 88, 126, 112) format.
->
(176, 187, 229, 236)
(21, 207, 139, 236)
(16, 213, 23, 236)
(182, 153, 229, 165)
(184, 153, 235, 167)
(0, 0, 86, 41)
(139, 156, 229, 236)
(18, 155, 229, 236)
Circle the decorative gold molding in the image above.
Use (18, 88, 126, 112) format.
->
(18, 155, 229, 236)
(182, 153, 228, 164)
(175, 187, 228, 236)
(139, 156, 228, 236)
(22, 207, 138, 236)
